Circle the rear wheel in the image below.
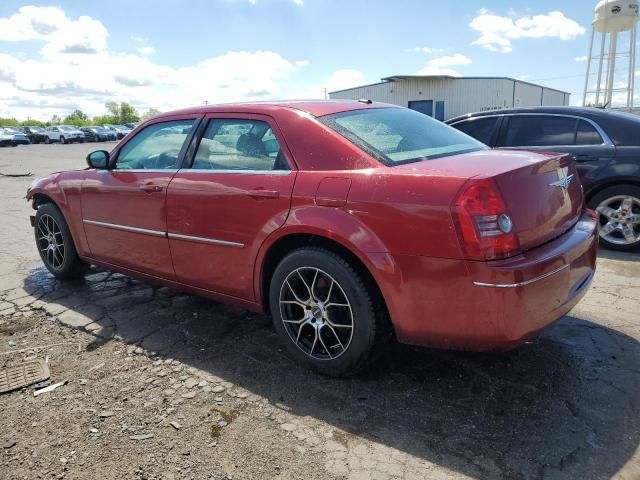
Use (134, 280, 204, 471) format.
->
(34, 203, 90, 279)
(45, 136, 51, 144)
(588, 185, 640, 252)
(269, 247, 387, 377)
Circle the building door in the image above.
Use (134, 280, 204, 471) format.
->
(408, 100, 433, 117)
(435, 101, 445, 121)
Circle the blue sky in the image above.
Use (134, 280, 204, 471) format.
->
(0, 1, 623, 120)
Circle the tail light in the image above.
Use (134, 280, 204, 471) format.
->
(452, 178, 520, 260)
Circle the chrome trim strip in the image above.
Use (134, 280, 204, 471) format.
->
(167, 232, 244, 248)
(183, 169, 291, 175)
(473, 264, 569, 288)
(106, 169, 179, 173)
(83, 219, 166, 237)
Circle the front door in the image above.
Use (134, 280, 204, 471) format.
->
(81, 117, 198, 278)
(166, 114, 296, 300)
(408, 100, 434, 117)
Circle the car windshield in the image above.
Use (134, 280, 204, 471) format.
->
(3, 127, 19, 133)
(319, 107, 487, 165)
(59, 126, 76, 131)
(28, 126, 45, 133)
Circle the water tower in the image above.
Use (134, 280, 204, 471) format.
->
(582, 0, 639, 109)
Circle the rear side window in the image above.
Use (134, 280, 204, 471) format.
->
(319, 108, 486, 165)
(451, 117, 498, 145)
(503, 115, 577, 147)
(576, 120, 603, 145)
(192, 119, 287, 171)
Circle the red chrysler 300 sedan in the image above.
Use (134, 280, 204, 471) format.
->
(27, 100, 598, 376)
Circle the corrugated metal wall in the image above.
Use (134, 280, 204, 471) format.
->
(330, 78, 570, 120)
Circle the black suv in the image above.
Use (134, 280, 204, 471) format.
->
(20, 126, 48, 144)
(446, 107, 640, 251)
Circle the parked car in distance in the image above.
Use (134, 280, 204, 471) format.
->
(80, 126, 117, 142)
(124, 122, 139, 130)
(101, 124, 131, 139)
(27, 100, 597, 376)
(446, 106, 640, 251)
(1, 126, 31, 145)
(0, 127, 17, 146)
(45, 125, 84, 144)
(20, 126, 48, 144)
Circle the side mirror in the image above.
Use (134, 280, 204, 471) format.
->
(86, 150, 109, 169)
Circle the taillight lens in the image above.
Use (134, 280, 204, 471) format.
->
(452, 178, 520, 260)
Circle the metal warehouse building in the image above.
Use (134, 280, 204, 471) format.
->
(329, 76, 570, 121)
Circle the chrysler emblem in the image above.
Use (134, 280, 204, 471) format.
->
(549, 167, 574, 190)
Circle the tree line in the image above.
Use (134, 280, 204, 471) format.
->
(0, 102, 161, 128)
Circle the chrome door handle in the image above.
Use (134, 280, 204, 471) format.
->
(249, 189, 279, 199)
(140, 184, 163, 193)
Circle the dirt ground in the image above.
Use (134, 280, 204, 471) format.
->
(0, 144, 639, 480)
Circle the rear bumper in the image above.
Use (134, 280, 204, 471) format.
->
(385, 210, 598, 351)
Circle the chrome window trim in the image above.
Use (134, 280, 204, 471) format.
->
(473, 264, 569, 288)
(104, 169, 180, 173)
(450, 112, 613, 147)
(182, 169, 291, 176)
(83, 219, 165, 237)
(167, 232, 244, 248)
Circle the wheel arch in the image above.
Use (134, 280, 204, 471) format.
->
(256, 232, 393, 327)
(585, 178, 640, 204)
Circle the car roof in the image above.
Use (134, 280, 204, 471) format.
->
(153, 99, 399, 119)
(446, 106, 640, 124)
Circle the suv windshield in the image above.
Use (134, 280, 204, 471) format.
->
(319, 107, 486, 165)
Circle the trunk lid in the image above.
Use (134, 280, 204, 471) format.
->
(391, 149, 584, 253)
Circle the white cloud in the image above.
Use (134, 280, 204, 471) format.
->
(0, 6, 108, 56)
(326, 69, 365, 92)
(0, 6, 312, 120)
(408, 46, 445, 54)
(416, 53, 471, 77)
(575, 55, 588, 62)
(470, 10, 585, 53)
(293, 0, 304, 5)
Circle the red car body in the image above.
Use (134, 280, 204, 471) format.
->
(27, 101, 597, 352)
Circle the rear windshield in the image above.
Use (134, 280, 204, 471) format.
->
(319, 108, 486, 165)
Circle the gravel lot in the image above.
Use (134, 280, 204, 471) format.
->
(0, 143, 639, 480)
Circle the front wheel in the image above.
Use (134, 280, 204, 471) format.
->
(34, 203, 90, 279)
(269, 247, 387, 377)
(588, 185, 640, 252)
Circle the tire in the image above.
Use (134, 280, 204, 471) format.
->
(269, 247, 388, 377)
(34, 203, 90, 279)
(45, 137, 51, 144)
(588, 185, 640, 252)
(60, 136, 66, 144)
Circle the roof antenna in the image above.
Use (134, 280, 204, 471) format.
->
(358, 99, 372, 104)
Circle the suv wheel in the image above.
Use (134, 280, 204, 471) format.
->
(60, 136, 66, 144)
(269, 247, 388, 377)
(588, 185, 640, 252)
(45, 136, 51, 144)
(34, 203, 90, 279)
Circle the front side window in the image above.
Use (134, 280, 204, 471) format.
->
(503, 115, 577, 147)
(451, 117, 498, 145)
(115, 120, 195, 170)
(192, 118, 288, 171)
(319, 108, 486, 165)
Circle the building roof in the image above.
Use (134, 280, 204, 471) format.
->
(330, 75, 571, 96)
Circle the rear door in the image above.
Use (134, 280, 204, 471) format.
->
(166, 113, 296, 300)
(81, 116, 199, 278)
(497, 114, 616, 182)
